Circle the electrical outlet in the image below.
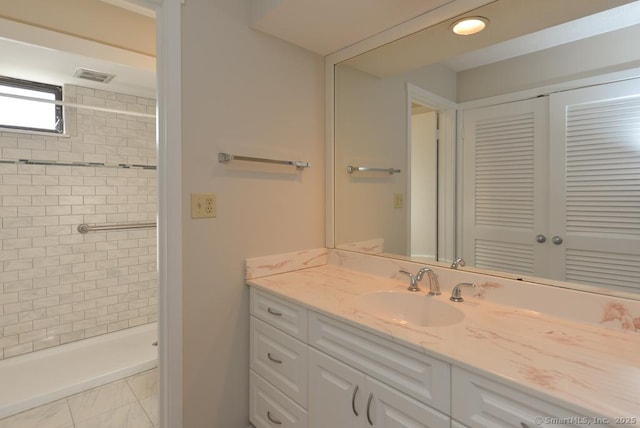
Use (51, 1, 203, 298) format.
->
(191, 193, 216, 218)
(394, 193, 404, 208)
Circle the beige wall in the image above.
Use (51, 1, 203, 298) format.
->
(335, 63, 455, 255)
(0, 0, 155, 56)
(457, 24, 640, 102)
(180, 0, 324, 426)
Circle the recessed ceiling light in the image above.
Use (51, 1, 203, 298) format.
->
(451, 17, 489, 36)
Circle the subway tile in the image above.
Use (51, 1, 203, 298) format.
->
(72, 318, 96, 331)
(46, 303, 72, 317)
(0, 335, 19, 348)
(46, 205, 72, 216)
(4, 300, 33, 315)
(33, 256, 61, 268)
(3, 279, 33, 292)
(47, 265, 73, 276)
(47, 323, 72, 336)
(32, 216, 60, 226)
(32, 175, 58, 185)
(18, 289, 48, 302)
(84, 306, 108, 319)
(18, 267, 47, 280)
(60, 330, 84, 344)
(33, 335, 60, 351)
(4, 342, 33, 358)
(32, 196, 60, 206)
(17, 227, 45, 238)
(108, 320, 128, 333)
(4, 319, 34, 335)
(59, 235, 84, 245)
(33, 296, 60, 309)
(33, 316, 60, 330)
(19, 328, 46, 343)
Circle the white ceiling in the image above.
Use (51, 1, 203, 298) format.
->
(0, 36, 156, 99)
(0, 7, 155, 100)
(250, 0, 459, 56)
(343, 0, 638, 78)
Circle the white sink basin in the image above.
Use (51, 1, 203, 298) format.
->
(357, 291, 464, 327)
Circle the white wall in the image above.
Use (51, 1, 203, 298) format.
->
(180, 0, 324, 426)
(335, 63, 455, 255)
(410, 111, 437, 259)
(457, 24, 640, 102)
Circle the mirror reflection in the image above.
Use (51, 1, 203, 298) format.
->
(334, 0, 640, 295)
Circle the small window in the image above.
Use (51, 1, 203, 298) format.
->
(0, 76, 63, 134)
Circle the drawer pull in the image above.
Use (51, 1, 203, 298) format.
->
(366, 393, 374, 425)
(351, 384, 360, 416)
(267, 411, 282, 425)
(267, 307, 283, 316)
(267, 352, 283, 364)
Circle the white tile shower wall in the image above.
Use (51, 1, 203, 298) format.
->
(0, 85, 157, 360)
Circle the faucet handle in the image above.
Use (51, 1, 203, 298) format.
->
(399, 269, 420, 292)
(450, 282, 476, 302)
(451, 258, 466, 269)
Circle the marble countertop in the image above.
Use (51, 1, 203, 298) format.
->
(248, 265, 640, 423)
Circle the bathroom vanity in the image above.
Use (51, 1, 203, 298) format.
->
(246, 249, 640, 428)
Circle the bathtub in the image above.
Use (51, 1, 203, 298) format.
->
(0, 322, 158, 419)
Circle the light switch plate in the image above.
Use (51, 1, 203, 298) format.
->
(394, 193, 404, 208)
(191, 193, 216, 218)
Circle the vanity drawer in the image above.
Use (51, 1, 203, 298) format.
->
(251, 316, 308, 407)
(251, 288, 308, 342)
(250, 370, 308, 428)
(308, 311, 450, 414)
(452, 367, 610, 428)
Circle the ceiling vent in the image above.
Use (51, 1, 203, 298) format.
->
(72, 68, 116, 84)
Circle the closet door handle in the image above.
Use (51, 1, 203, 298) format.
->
(552, 236, 563, 245)
(267, 411, 282, 425)
(351, 385, 359, 416)
(366, 393, 374, 425)
(535, 234, 546, 243)
(267, 307, 282, 316)
(267, 353, 282, 364)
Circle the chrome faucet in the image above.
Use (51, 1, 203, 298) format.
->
(450, 258, 466, 269)
(450, 282, 477, 302)
(399, 267, 441, 294)
(399, 269, 420, 292)
(417, 267, 441, 295)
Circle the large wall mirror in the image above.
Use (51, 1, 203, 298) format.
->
(333, 0, 640, 297)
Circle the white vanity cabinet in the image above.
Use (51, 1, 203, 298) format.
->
(309, 348, 450, 428)
(451, 368, 610, 428)
(250, 287, 451, 428)
(250, 289, 309, 428)
(250, 287, 607, 428)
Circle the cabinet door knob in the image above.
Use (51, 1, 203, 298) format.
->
(536, 234, 546, 243)
(267, 352, 282, 364)
(351, 384, 359, 416)
(551, 236, 563, 245)
(267, 411, 282, 425)
(366, 393, 374, 425)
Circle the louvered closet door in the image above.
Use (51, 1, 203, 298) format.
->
(462, 97, 549, 277)
(549, 78, 640, 293)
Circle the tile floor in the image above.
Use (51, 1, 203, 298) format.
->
(0, 368, 158, 428)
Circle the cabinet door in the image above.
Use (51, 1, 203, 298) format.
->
(366, 377, 450, 428)
(308, 348, 366, 428)
(549, 78, 640, 293)
(461, 97, 549, 278)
